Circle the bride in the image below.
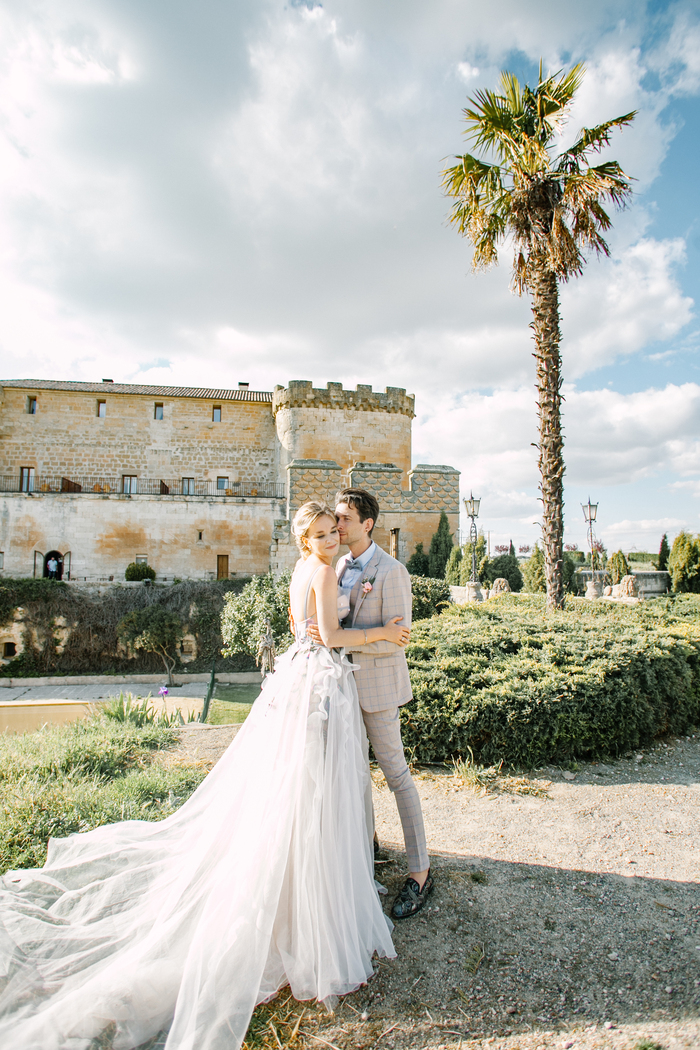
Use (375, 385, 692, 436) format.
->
(0, 501, 410, 1050)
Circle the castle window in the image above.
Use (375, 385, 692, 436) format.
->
(182, 477, 195, 495)
(135, 555, 148, 565)
(197, 531, 203, 541)
(122, 476, 138, 494)
(97, 400, 106, 418)
(216, 476, 228, 491)
(20, 467, 35, 492)
(154, 403, 164, 420)
(212, 406, 222, 422)
(3, 642, 16, 658)
(0, 552, 4, 569)
(27, 397, 37, 414)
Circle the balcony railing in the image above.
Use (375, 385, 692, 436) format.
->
(0, 476, 286, 498)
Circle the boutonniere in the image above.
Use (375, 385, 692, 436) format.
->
(361, 575, 376, 594)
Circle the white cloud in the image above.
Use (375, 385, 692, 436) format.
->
(456, 62, 480, 83)
(561, 239, 694, 376)
(563, 382, 700, 484)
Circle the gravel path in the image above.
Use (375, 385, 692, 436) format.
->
(169, 725, 700, 1049)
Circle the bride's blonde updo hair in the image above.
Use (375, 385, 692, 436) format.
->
(292, 501, 337, 555)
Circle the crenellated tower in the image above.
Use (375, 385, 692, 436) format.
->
(269, 381, 459, 571)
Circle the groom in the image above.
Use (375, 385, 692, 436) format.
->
(335, 488, 433, 920)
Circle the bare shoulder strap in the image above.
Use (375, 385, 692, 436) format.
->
(303, 566, 323, 621)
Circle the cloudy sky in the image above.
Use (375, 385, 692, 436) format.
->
(1, 0, 699, 554)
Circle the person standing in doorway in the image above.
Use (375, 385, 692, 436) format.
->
(334, 488, 432, 919)
(47, 555, 59, 580)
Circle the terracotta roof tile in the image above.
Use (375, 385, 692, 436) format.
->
(0, 379, 272, 402)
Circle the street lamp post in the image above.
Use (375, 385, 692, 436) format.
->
(581, 497, 598, 569)
(463, 493, 481, 582)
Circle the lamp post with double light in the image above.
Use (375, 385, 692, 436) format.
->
(582, 497, 599, 570)
(463, 493, 481, 582)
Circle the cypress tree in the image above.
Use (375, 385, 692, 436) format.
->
(428, 511, 454, 579)
(522, 544, 546, 593)
(406, 542, 430, 576)
(459, 533, 487, 585)
(444, 546, 463, 584)
(658, 533, 670, 571)
(607, 550, 630, 584)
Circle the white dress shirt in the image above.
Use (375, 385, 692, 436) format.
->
(338, 541, 376, 607)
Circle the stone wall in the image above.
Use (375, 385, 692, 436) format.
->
(273, 381, 414, 476)
(0, 382, 277, 484)
(0, 492, 283, 580)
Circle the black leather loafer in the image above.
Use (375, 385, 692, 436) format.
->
(390, 870, 434, 920)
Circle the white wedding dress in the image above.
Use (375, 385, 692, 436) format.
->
(0, 577, 395, 1050)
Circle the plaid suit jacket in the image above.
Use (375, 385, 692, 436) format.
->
(337, 545, 413, 713)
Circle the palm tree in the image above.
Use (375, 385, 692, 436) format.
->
(442, 63, 635, 609)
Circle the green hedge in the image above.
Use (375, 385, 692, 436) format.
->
(401, 593, 700, 768)
(409, 575, 452, 621)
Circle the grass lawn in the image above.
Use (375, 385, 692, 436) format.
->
(207, 682, 260, 724)
(0, 718, 206, 874)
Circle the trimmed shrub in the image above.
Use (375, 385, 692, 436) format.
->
(522, 544, 545, 593)
(668, 532, 700, 593)
(480, 553, 523, 592)
(607, 550, 630, 585)
(401, 594, 700, 768)
(125, 562, 156, 581)
(406, 542, 430, 576)
(428, 511, 454, 579)
(444, 546, 462, 584)
(409, 575, 452, 621)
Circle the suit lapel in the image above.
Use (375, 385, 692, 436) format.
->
(351, 546, 384, 626)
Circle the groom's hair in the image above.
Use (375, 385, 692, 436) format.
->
(335, 488, 379, 536)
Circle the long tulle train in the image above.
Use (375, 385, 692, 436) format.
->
(0, 642, 395, 1049)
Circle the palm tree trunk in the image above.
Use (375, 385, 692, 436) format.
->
(530, 268, 565, 610)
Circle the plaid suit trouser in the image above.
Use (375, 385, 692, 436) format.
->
(361, 706, 429, 873)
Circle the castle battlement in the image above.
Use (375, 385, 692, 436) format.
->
(273, 381, 415, 418)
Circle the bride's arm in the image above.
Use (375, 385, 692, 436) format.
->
(313, 566, 409, 648)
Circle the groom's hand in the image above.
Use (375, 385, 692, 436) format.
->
(306, 623, 323, 644)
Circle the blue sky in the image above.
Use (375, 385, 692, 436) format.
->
(0, 0, 698, 555)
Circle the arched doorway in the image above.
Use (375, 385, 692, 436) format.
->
(44, 551, 64, 580)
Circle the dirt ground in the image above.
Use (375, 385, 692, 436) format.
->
(169, 724, 700, 1050)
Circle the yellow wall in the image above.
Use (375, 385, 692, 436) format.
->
(0, 386, 277, 483)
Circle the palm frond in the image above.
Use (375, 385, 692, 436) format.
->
(561, 111, 637, 162)
(498, 71, 523, 116)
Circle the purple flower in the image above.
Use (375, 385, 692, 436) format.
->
(158, 686, 168, 697)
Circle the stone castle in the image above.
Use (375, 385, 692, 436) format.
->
(0, 378, 460, 581)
